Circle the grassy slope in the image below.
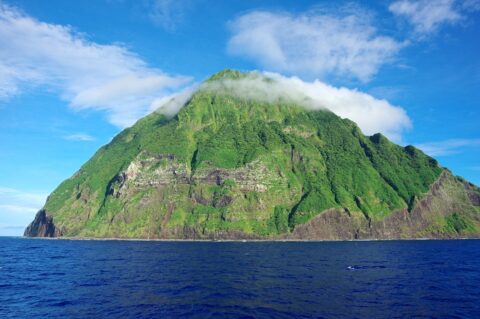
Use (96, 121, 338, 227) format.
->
(41, 70, 467, 238)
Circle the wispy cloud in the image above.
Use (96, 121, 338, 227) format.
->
(147, 0, 194, 31)
(0, 224, 25, 230)
(63, 133, 95, 142)
(228, 7, 402, 82)
(151, 86, 198, 117)
(0, 187, 47, 236)
(389, 0, 476, 35)
(194, 72, 411, 142)
(0, 3, 192, 127)
(0, 187, 47, 207)
(415, 138, 480, 156)
(0, 204, 39, 214)
(0, 223, 27, 236)
(462, 0, 480, 11)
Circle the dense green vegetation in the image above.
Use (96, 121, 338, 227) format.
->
(35, 69, 479, 238)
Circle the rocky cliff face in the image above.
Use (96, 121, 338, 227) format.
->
(25, 170, 480, 240)
(289, 171, 480, 240)
(24, 209, 63, 237)
(24, 70, 480, 239)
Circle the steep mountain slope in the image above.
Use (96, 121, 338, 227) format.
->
(25, 70, 480, 239)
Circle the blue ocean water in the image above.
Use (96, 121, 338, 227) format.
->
(0, 238, 479, 318)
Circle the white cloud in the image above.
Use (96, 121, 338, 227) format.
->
(200, 72, 411, 142)
(227, 9, 402, 82)
(415, 138, 480, 156)
(0, 187, 47, 236)
(0, 3, 192, 127)
(389, 0, 462, 34)
(63, 133, 95, 142)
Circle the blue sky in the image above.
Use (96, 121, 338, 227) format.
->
(0, 0, 479, 235)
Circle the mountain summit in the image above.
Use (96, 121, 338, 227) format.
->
(25, 70, 480, 239)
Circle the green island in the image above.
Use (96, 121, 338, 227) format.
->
(25, 70, 480, 239)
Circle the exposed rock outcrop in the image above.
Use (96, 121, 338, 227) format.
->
(289, 171, 480, 240)
(108, 155, 278, 199)
(24, 209, 62, 237)
(25, 171, 480, 240)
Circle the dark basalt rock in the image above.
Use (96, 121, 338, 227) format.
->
(24, 209, 62, 237)
(468, 191, 480, 206)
